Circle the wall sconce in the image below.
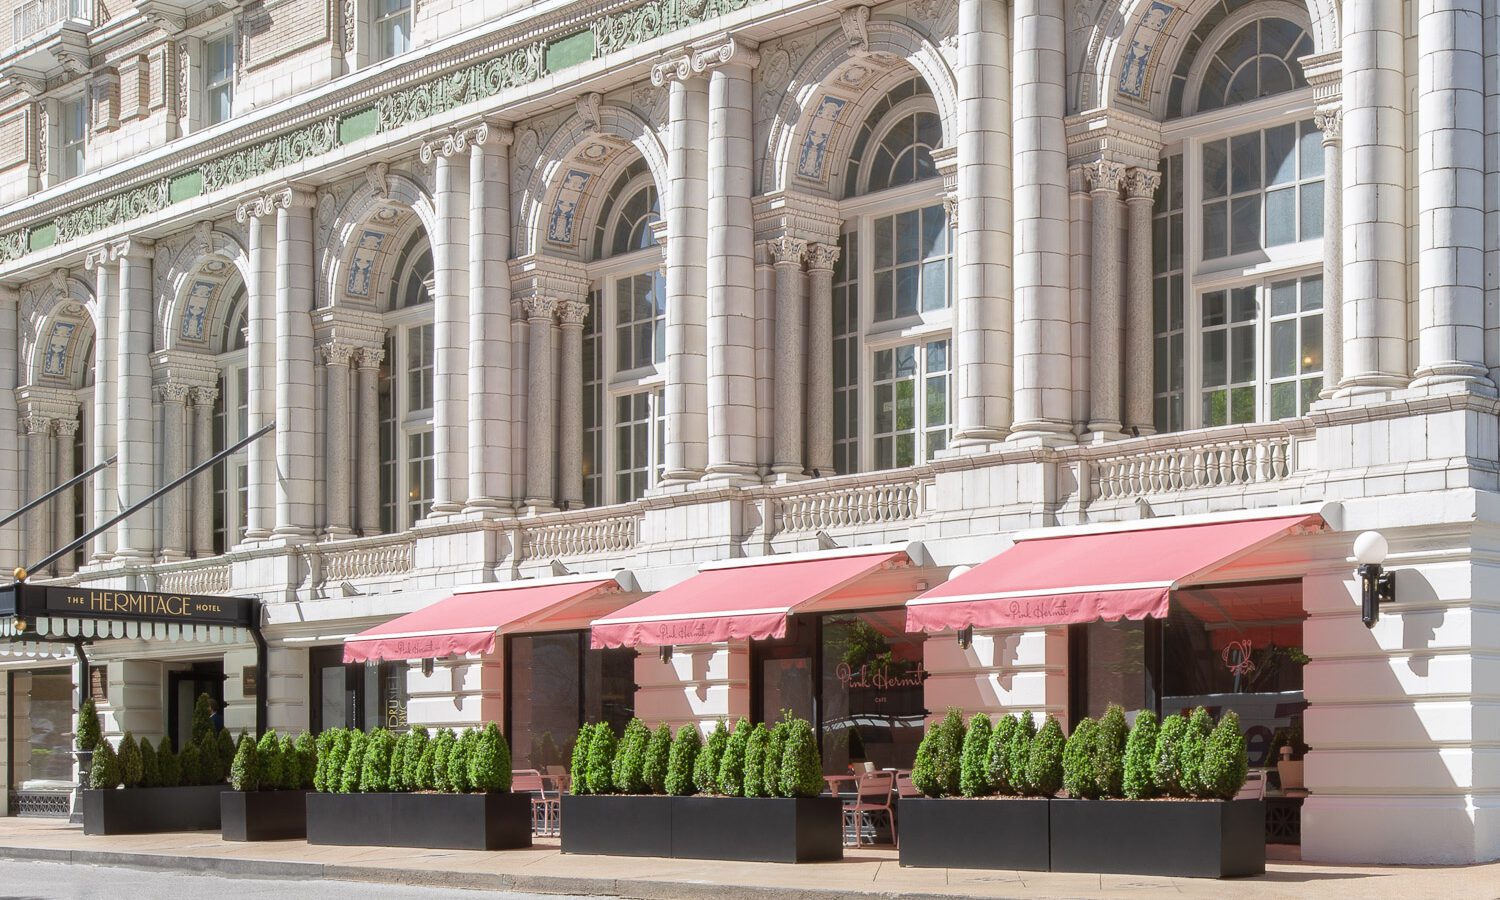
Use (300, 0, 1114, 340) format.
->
(659, 644, 673, 664)
(1355, 530, 1396, 628)
(957, 625, 974, 650)
(421, 657, 434, 677)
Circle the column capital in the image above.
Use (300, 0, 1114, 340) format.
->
(236, 185, 315, 221)
(355, 346, 386, 370)
(555, 298, 590, 327)
(190, 384, 219, 407)
(52, 417, 79, 438)
(1315, 107, 1342, 144)
(692, 35, 759, 74)
(155, 381, 192, 404)
(470, 119, 514, 149)
(767, 235, 807, 267)
(19, 413, 52, 436)
(84, 244, 114, 271)
(805, 243, 841, 272)
(650, 53, 695, 86)
(941, 191, 958, 227)
(110, 236, 154, 261)
(1124, 168, 1161, 202)
(1084, 159, 1127, 194)
(419, 123, 492, 162)
(319, 341, 358, 367)
(521, 296, 558, 321)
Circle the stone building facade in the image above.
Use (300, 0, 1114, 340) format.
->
(0, 0, 1492, 867)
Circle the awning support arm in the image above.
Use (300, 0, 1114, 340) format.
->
(22, 423, 274, 578)
(0, 455, 115, 530)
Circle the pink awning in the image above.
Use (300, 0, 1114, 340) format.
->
(905, 514, 1322, 633)
(591, 550, 908, 649)
(344, 577, 619, 663)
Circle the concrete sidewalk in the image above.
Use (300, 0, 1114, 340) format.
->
(0, 819, 1495, 900)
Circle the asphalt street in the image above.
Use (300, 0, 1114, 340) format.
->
(0, 859, 601, 899)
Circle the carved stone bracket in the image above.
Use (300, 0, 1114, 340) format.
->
(840, 5, 872, 58)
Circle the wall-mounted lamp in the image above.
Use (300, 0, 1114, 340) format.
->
(421, 657, 434, 677)
(659, 644, 673, 664)
(1354, 530, 1396, 628)
(957, 625, 974, 650)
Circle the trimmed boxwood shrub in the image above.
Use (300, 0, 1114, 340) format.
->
(1096, 705, 1129, 798)
(191, 694, 214, 746)
(445, 731, 473, 794)
(960, 713, 994, 797)
(1026, 715, 1066, 798)
(140, 739, 159, 788)
(294, 732, 317, 789)
(1062, 718, 1100, 799)
(777, 716, 823, 799)
(339, 731, 369, 794)
(613, 719, 650, 794)
(742, 723, 769, 798)
(390, 731, 413, 792)
(431, 728, 457, 793)
(1008, 711, 1038, 795)
(665, 724, 701, 796)
(762, 722, 787, 797)
(313, 731, 337, 792)
(692, 720, 729, 795)
(912, 708, 965, 797)
(583, 724, 617, 795)
(359, 729, 397, 793)
(1200, 711, 1249, 799)
(216, 728, 236, 783)
(90, 740, 120, 789)
(468, 723, 512, 792)
(987, 714, 1019, 794)
(642, 723, 672, 795)
(118, 733, 143, 789)
(415, 731, 438, 790)
(77, 698, 102, 753)
(569, 725, 593, 794)
(180, 742, 204, 786)
(1178, 707, 1213, 798)
(157, 738, 180, 789)
(1152, 713, 1189, 797)
(1122, 710, 1160, 799)
(717, 717, 752, 797)
(257, 731, 284, 789)
(231, 733, 260, 792)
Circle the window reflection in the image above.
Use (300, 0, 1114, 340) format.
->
(508, 632, 635, 770)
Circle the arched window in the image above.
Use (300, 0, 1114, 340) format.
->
(378, 230, 435, 531)
(212, 284, 248, 553)
(583, 158, 665, 507)
(1152, 12, 1323, 433)
(833, 78, 952, 475)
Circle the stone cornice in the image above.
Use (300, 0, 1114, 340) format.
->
(1064, 107, 1164, 171)
(0, 0, 781, 275)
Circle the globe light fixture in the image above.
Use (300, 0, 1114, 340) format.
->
(1354, 531, 1395, 628)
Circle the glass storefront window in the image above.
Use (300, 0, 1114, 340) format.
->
(11, 671, 74, 787)
(507, 631, 636, 771)
(310, 647, 407, 734)
(753, 610, 928, 775)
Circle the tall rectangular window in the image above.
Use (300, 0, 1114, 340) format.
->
(1200, 286, 1259, 426)
(871, 203, 951, 321)
(832, 231, 859, 475)
(371, 0, 412, 62)
(872, 339, 950, 470)
(1201, 121, 1323, 260)
(614, 390, 662, 503)
(1267, 275, 1323, 418)
(378, 334, 397, 533)
(1153, 154, 1186, 433)
(405, 322, 434, 414)
(203, 32, 235, 126)
(406, 430, 434, 524)
(582, 290, 603, 507)
(59, 96, 86, 181)
(614, 272, 665, 371)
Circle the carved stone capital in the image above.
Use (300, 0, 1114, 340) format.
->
(1124, 168, 1162, 202)
(555, 298, 590, 327)
(84, 244, 114, 272)
(521, 296, 558, 321)
(110, 237, 154, 261)
(471, 120, 514, 148)
(805, 243, 841, 272)
(1315, 107, 1342, 143)
(270, 186, 318, 210)
(52, 417, 80, 438)
(19, 413, 52, 436)
(1084, 159, 1127, 195)
(235, 192, 276, 222)
(691, 36, 759, 74)
(942, 192, 958, 227)
(650, 53, 694, 87)
(320, 342, 357, 367)
(190, 385, 220, 407)
(355, 346, 386, 370)
(156, 381, 192, 404)
(768, 235, 807, 267)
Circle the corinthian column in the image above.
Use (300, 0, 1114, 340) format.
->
(1339, 0, 1408, 393)
(1123, 167, 1161, 435)
(273, 187, 316, 540)
(1317, 108, 1343, 398)
(769, 235, 806, 478)
(235, 197, 276, 541)
(157, 381, 191, 560)
(1008, 0, 1072, 442)
(701, 37, 760, 482)
(191, 385, 217, 556)
(422, 131, 474, 514)
(523, 297, 557, 511)
(557, 299, 588, 510)
(21, 413, 51, 572)
(953, 0, 1013, 445)
(654, 54, 709, 484)
(467, 122, 515, 512)
(1085, 160, 1125, 439)
(51, 417, 77, 576)
(1412, 0, 1491, 390)
(84, 246, 116, 561)
(355, 346, 385, 535)
(804, 243, 839, 477)
(114, 238, 155, 558)
(321, 343, 355, 537)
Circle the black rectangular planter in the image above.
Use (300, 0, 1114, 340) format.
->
(671, 796, 843, 863)
(83, 785, 230, 835)
(220, 790, 309, 842)
(897, 797, 1050, 870)
(1049, 799, 1266, 878)
(561, 795, 673, 857)
(305, 792, 533, 851)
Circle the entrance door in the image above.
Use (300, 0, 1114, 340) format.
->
(167, 661, 225, 750)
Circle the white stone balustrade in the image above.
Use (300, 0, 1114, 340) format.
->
(1084, 424, 1305, 501)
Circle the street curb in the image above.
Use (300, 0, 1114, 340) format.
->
(0, 844, 1002, 900)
